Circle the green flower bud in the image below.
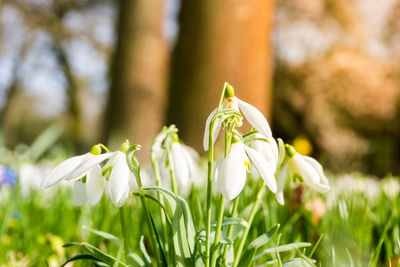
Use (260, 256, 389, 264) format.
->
(120, 139, 130, 153)
(285, 144, 296, 158)
(224, 82, 235, 98)
(171, 132, 179, 143)
(90, 144, 102, 155)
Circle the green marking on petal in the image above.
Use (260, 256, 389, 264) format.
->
(285, 144, 297, 158)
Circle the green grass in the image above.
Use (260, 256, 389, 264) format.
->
(0, 172, 399, 266)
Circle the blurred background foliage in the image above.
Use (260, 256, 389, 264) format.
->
(0, 0, 399, 176)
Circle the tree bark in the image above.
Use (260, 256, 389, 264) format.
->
(168, 0, 275, 150)
(103, 0, 168, 159)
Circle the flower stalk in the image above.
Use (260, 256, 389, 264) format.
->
(205, 83, 229, 267)
(119, 207, 130, 261)
(232, 182, 266, 267)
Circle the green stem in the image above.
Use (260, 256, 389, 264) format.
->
(152, 159, 175, 265)
(221, 196, 240, 261)
(206, 83, 227, 267)
(205, 84, 229, 267)
(119, 207, 130, 261)
(205, 131, 214, 267)
(210, 130, 233, 266)
(166, 146, 178, 194)
(135, 171, 161, 265)
(210, 194, 225, 266)
(232, 185, 266, 267)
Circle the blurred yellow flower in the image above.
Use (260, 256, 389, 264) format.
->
(293, 136, 313, 156)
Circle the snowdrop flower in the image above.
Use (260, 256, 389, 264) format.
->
(204, 83, 272, 151)
(275, 142, 329, 205)
(103, 151, 134, 207)
(215, 139, 277, 200)
(42, 143, 139, 207)
(41, 146, 111, 189)
(171, 142, 199, 190)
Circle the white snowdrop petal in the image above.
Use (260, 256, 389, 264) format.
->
(302, 156, 329, 186)
(275, 164, 288, 205)
(181, 144, 198, 178)
(86, 165, 105, 205)
(67, 153, 112, 181)
(217, 143, 247, 200)
(277, 138, 286, 167)
(114, 186, 130, 207)
(73, 180, 88, 206)
(237, 98, 272, 138)
(108, 153, 130, 206)
(244, 145, 277, 193)
(213, 154, 224, 188)
(42, 154, 88, 188)
(172, 143, 191, 188)
(250, 134, 279, 167)
(295, 155, 329, 193)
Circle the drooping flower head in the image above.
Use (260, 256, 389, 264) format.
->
(204, 83, 272, 151)
(152, 125, 199, 193)
(275, 139, 330, 205)
(42, 141, 141, 207)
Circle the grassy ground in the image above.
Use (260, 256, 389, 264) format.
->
(0, 171, 399, 266)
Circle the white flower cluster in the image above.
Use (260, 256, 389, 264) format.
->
(42, 83, 330, 207)
(204, 84, 330, 203)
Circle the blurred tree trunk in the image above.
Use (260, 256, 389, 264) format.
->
(168, 0, 275, 149)
(103, 0, 168, 159)
(53, 41, 83, 152)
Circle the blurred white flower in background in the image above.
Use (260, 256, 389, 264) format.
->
(19, 163, 50, 197)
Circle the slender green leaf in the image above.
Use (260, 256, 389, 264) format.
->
(82, 242, 124, 266)
(140, 236, 153, 266)
(143, 186, 195, 267)
(255, 242, 311, 259)
(249, 224, 280, 249)
(128, 252, 146, 267)
(82, 225, 122, 247)
(61, 254, 100, 267)
(283, 258, 315, 267)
